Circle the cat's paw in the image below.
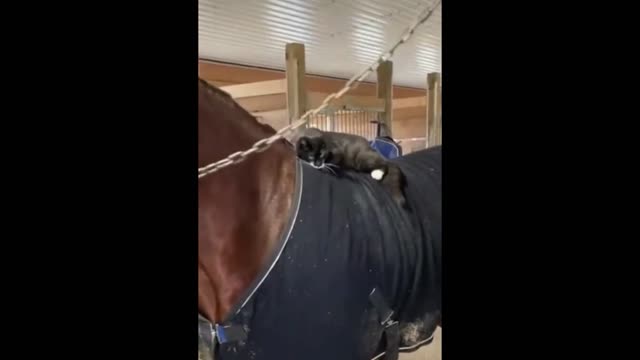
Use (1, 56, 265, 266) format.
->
(371, 169, 385, 180)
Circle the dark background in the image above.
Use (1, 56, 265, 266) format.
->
(0, 1, 633, 359)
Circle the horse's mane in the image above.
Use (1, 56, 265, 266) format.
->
(199, 78, 234, 101)
(199, 78, 277, 136)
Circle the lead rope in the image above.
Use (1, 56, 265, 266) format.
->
(198, 0, 441, 179)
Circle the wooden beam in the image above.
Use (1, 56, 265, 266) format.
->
(396, 136, 427, 142)
(236, 94, 287, 113)
(220, 79, 286, 99)
(203, 80, 237, 87)
(393, 96, 426, 109)
(377, 61, 394, 137)
(394, 107, 427, 122)
(251, 109, 289, 131)
(199, 60, 427, 98)
(393, 115, 427, 139)
(285, 43, 307, 124)
(199, 61, 284, 83)
(307, 92, 385, 112)
(426, 72, 442, 147)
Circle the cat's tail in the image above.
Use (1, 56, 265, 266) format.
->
(381, 163, 407, 209)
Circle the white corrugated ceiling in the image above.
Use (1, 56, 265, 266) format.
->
(199, 0, 441, 89)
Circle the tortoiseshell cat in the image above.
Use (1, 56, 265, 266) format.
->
(293, 127, 407, 208)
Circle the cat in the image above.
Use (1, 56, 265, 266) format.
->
(293, 127, 407, 208)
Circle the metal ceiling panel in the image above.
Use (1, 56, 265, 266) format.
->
(199, 0, 441, 89)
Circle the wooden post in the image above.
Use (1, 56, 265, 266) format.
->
(376, 60, 393, 137)
(285, 43, 307, 124)
(426, 72, 442, 147)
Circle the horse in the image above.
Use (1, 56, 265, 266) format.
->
(198, 78, 441, 360)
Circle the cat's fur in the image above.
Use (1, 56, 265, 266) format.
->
(293, 127, 407, 208)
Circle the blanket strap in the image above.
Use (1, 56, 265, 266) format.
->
(198, 314, 248, 357)
(369, 287, 400, 360)
(215, 323, 247, 344)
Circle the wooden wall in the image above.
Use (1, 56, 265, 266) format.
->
(199, 60, 428, 152)
(199, 60, 426, 98)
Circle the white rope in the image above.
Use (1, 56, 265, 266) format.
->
(199, 0, 442, 179)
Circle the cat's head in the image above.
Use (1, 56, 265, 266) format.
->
(296, 136, 330, 168)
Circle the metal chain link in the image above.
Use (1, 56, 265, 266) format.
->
(199, 0, 441, 179)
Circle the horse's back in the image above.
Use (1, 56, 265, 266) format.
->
(393, 146, 442, 244)
(215, 149, 442, 360)
(394, 146, 441, 175)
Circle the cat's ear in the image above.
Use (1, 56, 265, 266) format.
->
(298, 137, 311, 151)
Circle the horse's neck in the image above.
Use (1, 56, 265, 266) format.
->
(198, 120, 296, 324)
(198, 148, 295, 323)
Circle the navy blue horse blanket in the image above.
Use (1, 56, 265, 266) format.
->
(210, 146, 441, 360)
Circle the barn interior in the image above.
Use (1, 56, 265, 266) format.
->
(199, 1, 441, 358)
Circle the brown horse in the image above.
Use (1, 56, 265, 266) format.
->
(198, 79, 441, 360)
